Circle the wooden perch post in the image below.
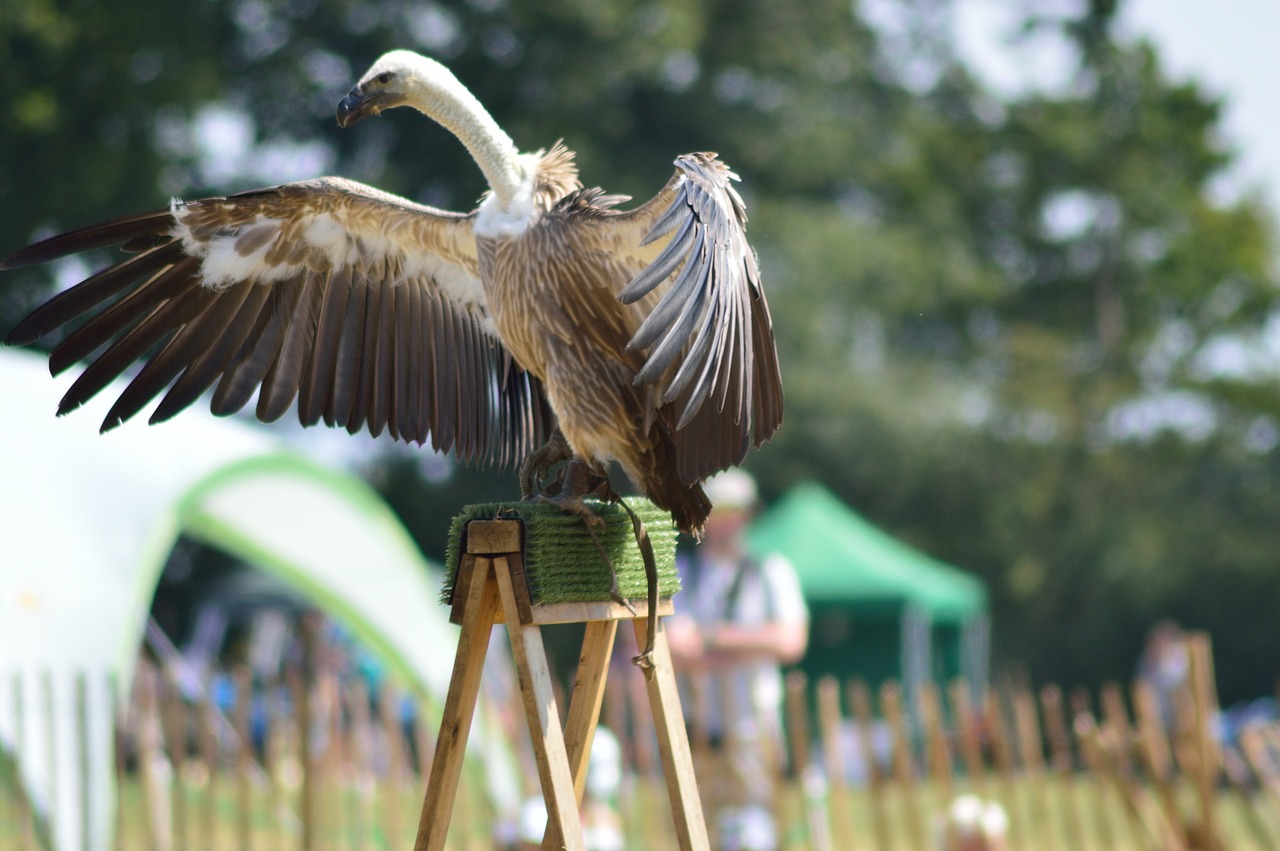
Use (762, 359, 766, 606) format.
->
(412, 511, 708, 851)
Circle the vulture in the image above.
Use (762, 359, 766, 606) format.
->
(2, 49, 782, 541)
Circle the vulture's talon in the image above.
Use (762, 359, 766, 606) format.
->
(519, 430, 573, 500)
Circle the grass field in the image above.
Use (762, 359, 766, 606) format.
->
(3, 770, 1274, 850)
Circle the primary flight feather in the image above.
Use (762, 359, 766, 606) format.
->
(2, 50, 783, 535)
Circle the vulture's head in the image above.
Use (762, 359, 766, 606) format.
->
(336, 50, 462, 129)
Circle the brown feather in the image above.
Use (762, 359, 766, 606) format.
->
(99, 286, 222, 430)
(210, 283, 299, 415)
(8, 243, 185, 347)
(1, 210, 173, 270)
(325, 275, 367, 428)
(300, 264, 353, 425)
(48, 254, 198, 375)
(151, 283, 270, 423)
(257, 273, 321, 422)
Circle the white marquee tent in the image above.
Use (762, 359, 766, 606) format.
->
(0, 349, 517, 850)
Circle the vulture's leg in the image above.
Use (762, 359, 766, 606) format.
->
(538, 460, 640, 613)
(519, 428, 573, 499)
(534, 460, 659, 671)
(537, 458, 608, 526)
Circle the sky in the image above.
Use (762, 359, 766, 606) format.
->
(953, 0, 1280, 218)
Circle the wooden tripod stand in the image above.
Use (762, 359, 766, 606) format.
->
(412, 517, 710, 851)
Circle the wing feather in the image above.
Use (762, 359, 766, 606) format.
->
(582, 152, 783, 481)
(151, 280, 264, 423)
(210, 284, 294, 415)
(257, 273, 321, 423)
(10, 242, 186, 348)
(3, 176, 553, 466)
(49, 252, 197, 375)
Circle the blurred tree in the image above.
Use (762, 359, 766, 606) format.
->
(3, 0, 1278, 701)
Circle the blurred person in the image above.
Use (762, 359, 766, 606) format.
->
(666, 469, 809, 851)
(937, 795, 1009, 851)
(499, 728, 625, 850)
(1137, 620, 1188, 728)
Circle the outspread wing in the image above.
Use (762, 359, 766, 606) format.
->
(582, 153, 783, 482)
(2, 177, 553, 466)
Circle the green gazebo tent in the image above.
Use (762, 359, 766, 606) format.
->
(747, 482, 989, 695)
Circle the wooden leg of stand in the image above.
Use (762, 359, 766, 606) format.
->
(492, 556, 586, 851)
(631, 617, 710, 851)
(543, 619, 618, 851)
(413, 559, 500, 851)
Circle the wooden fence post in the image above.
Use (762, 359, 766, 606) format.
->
(881, 681, 924, 851)
(1132, 680, 1187, 850)
(919, 682, 953, 804)
(983, 688, 1022, 851)
(1186, 632, 1221, 851)
(947, 680, 986, 798)
(1039, 685, 1086, 851)
(1011, 687, 1056, 851)
(817, 677, 856, 850)
(848, 680, 892, 851)
(233, 666, 253, 851)
(161, 676, 188, 850)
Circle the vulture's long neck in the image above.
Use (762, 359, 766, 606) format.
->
(410, 66, 527, 209)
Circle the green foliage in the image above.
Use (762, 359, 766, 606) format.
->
(4, 0, 1279, 702)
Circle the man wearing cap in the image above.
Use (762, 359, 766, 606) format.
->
(667, 469, 809, 851)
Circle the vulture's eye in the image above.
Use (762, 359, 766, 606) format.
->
(378, 72, 392, 85)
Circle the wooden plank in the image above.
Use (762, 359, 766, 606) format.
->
(413, 557, 501, 851)
(847, 680, 891, 851)
(562, 619, 619, 800)
(263, 679, 287, 851)
(135, 664, 164, 851)
(1132, 680, 1187, 850)
(347, 677, 374, 851)
(1075, 710, 1152, 851)
(1012, 687, 1056, 851)
(631, 616, 711, 851)
(198, 698, 218, 851)
(465, 518, 523, 554)
(479, 573, 676, 625)
(161, 676, 188, 850)
(524, 598, 674, 626)
(233, 666, 253, 851)
(1186, 632, 1220, 851)
(948, 680, 986, 796)
(1099, 682, 1135, 775)
(492, 554, 585, 850)
(286, 662, 313, 851)
(1039, 685, 1086, 851)
(1069, 688, 1116, 851)
(379, 682, 406, 849)
(919, 682, 953, 802)
(447, 552, 478, 625)
(984, 689, 1023, 851)
(817, 676, 857, 850)
(628, 665, 657, 778)
(881, 682, 924, 851)
(543, 618, 619, 851)
(788, 671, 832, 851)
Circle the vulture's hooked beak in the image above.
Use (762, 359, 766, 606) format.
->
(336, 86, 403, 128)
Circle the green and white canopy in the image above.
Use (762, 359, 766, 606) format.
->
(0, 349, 516, 851)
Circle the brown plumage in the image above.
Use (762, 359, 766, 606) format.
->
(2, 50, 782, 535)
